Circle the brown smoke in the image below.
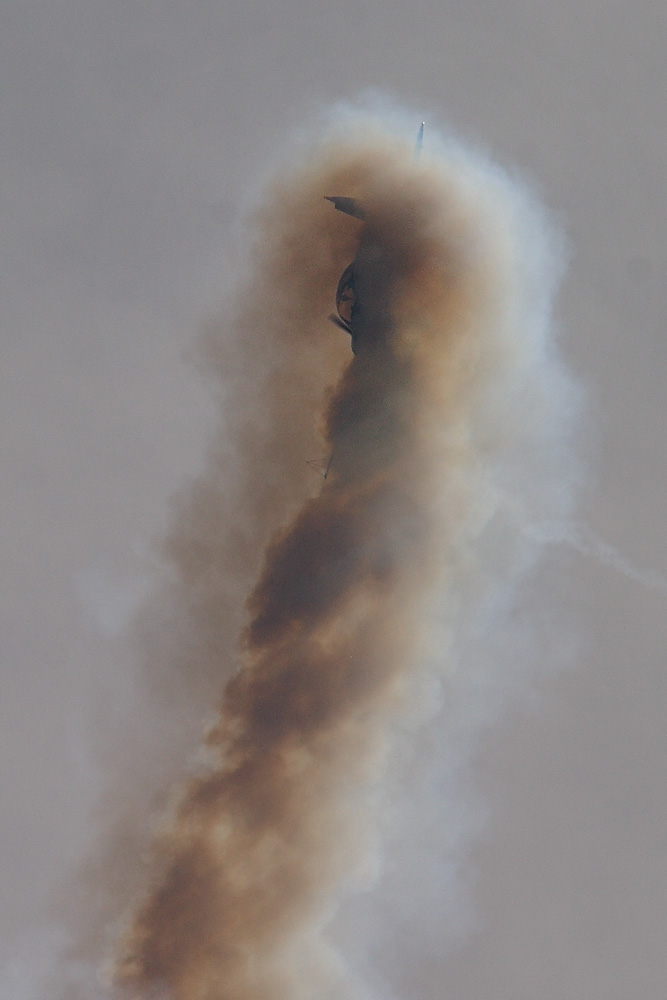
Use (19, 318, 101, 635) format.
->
(106, 119, 568, 1000)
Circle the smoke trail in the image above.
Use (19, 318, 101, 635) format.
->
(543, 521, 667, 596)
(104, 112, 577, 1000)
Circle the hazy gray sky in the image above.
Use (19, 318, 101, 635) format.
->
(2, 3, 666, 999)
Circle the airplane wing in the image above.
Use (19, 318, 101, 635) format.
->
(324, 196, 365, 220)
(326, 124, 424, 217)
(414, 121, 425, 159)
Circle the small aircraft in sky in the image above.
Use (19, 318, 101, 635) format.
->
(325, 123, 424, 354)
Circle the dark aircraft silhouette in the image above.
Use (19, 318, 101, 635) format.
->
(326, 123, 424, 355)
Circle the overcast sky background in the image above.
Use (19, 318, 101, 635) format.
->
(2, 3, 666, 999)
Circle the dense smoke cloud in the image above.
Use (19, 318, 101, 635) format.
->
(61, 112, 577, 1000)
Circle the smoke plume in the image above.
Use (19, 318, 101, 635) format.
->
(94, 112, 576, 1000)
